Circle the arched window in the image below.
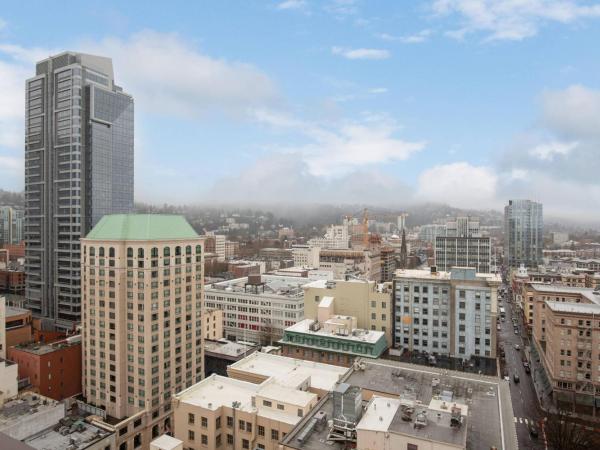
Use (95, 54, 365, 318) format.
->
(127, 247, 133, 258)
(186, 245, 191, 255)
(109, 247, 115, 258)
(151, 247, 159, 258)
(195, 245, 202, 254)
(138, 248, 144, 259)
(164, 247, 170, 257)
(175, 246, 181, 256)
(99, 247, 105, 257)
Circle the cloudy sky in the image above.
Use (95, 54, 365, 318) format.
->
(1, 1, 600, 219)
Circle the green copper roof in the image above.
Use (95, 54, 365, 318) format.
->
(85, 214, 199, 241)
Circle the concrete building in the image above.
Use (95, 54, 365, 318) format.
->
(504, 200, 543, 268)
(302, 279, 392, 345)
(393, 267, 501, 360)
(279, 309, 387, 366)
(418, 224, 446, 244)
(308, 224, 350, 250)
(224, 240, 239, 259)
(25, 52, 134, 331)
(291, 244, 320, 268)
(529, 285, 600, 413)
(205, 275, 314, 344)
(4, 305, 33, 349)
(380, 247, 396, 282)
(397, 213, 408, 232)
(80, 214, 204, 449)
(0, 392, 115, 449)
(204, 339, 257, 377)
(227, 352, 347, 399)
(281, 358, 516, 450)
(202, 308, 223, 341)
(551, 231, 569, 245)
(435, 217, 491, 274)
(0, 206, 24, 245)
(173, 374, 319, 450)
(318, 249, 381, 281)
(7, 336, 82, 401)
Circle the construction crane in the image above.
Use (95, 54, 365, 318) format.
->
(362, 208, 369, 248)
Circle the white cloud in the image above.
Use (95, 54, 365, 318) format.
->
(0, 60, 28, 149)
(82, 30, 278, 118)
(0, 18, 6, 31)
(0, 155, 22, 171)
(276, 0, 307, 10)
(417, 162, 498, 208)
(377, 30, 433, 43)
(432, 0, 600, 41)
(254, 110, 425, 176)
(542, 85, 600, 138)
(368, 87, 388, 94)
(331, 46, 391, 60)
(529, 141, 578, 161)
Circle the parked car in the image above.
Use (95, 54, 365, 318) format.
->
(523, 361, 530, 368)
(514, 329, 519, 335)
(513, 374, 520, 383)
(525, 366, 531, 374)
(514, 344, 520, 350)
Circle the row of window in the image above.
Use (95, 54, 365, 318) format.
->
(87, 245, 202, 258)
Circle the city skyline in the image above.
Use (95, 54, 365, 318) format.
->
(1, 1, 600, 221)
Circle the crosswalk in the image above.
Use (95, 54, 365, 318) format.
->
(514, 417, 534, 425)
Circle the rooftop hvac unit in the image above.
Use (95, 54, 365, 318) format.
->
(333, 383, 363, 424)
(413, 411, 428, 429)
(296, 418, 318, 444)
(451, 405, 463, 428)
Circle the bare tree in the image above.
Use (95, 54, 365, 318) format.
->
(544, 409, 600, 450)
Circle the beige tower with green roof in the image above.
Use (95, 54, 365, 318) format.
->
(80, 214, 204, 450)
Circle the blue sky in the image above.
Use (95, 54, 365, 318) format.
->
(1, 1, 600, 219)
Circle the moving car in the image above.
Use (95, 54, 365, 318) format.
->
(514, 329, 519, 334)
(513, 374, 520, 383)
(528, 422, 539, 438)
(525, 366, 531, 374)
(514, 344, 520, 350)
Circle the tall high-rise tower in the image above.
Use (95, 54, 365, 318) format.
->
(504, 200, 543, 268)
(24, 52, 134, 330)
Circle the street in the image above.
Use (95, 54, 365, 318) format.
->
(499, 290, 546, 450)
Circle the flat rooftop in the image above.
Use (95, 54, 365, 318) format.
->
(0, 394, 61, 430)
(175, 374, 316, 426)
(204, 339, 256, 359)
(207, 275, 316, 299)
(228, 352, 347, 392)
(282, 359, 516, 450)
(530, 284, 600, 304)
(24, 417, 113, 450)
(12, 337, 81, 356)
(395, 268, 501, 283)
(5, 305, 30, 317)
(546, 300, 600, 314)
(284, 319, 384, 345)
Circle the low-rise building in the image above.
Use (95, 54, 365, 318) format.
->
(204, 339, 257, 376)
(0, 268, 25, 295)
(318, 249, 381, 281)
(173, 374, 319, 450)
(227, 352, 347, 399)
(302, 279, 392, 345)
(205, 275, 316, 344)
(0, 359, 18, 405)
(4, 305, 32, 348)
(279, 316, 387, 366)
(280, 358, 516, 450)
(393, 267, 500, 360)
(7, 336, 82, 401)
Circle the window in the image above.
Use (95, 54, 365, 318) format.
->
(227, 416, 233, 427)
(188, 430, 195, 441)
(239, 420, 245, 431)
(277, 404, 284, 410)
(263, 400, 272, 407)
(201, 417, 208, 428)
(298, 408, 303, 417)
(258, 425, 265, 436)
(407, 444, 419, 450)
(188, 413, 195, 424)
(227, 434, 233, 445)
(271, 429, 279, 440)
(201, 435, 208, 445)
(242, 439, 249, 449)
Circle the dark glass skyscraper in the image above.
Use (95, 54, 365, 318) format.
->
(504, 200, 543, 268)
(24, 52, 134, 330)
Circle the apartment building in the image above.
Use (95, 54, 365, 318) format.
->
(302, 279, 392, 345)
(435, 217, 491, 273)
(0, 206, 24, 245)
(173, 374, 319, 450)
(25, 52, 134, 330)
(291, 245, 320, 268)
(530, 286, 600, 413)
(204, 275, 313, 344)
(504, 200, 543, 268)
(80, 214, 204, 450)
(393, 267, 500, 359)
